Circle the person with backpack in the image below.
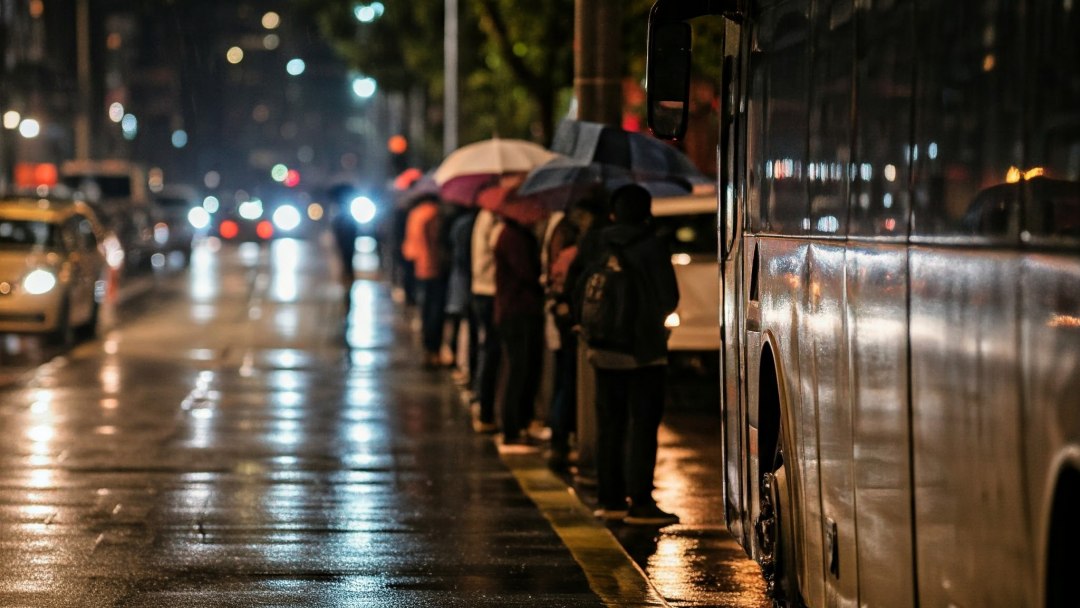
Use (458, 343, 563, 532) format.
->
(544, 195, 606, 471)
(579, 183, 680, 525)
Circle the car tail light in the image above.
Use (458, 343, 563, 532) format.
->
(256, 220, 274, 240)
(220, 220, 239, 239)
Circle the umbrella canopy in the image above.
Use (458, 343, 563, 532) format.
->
(394, 171, 439, 209)
(434, 138, 557, 205)
(518, 154, 701, 210)
(551, 119, 706, 183)
(476, 185, 550, 226)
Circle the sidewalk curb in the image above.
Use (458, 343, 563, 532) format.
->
(498, 450, 672, 608)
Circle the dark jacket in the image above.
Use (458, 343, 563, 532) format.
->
(591, 223, 679, 366)
(494, 219, 543, 325)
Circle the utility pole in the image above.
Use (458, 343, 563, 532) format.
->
(74, 0, 92, 160)
(574, 0, 622, 125)
(443, 0, 459, 156)
(0, 0, 16, 188)
(572, 0, 623, 482)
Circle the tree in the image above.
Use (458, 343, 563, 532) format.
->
(301, 0, 573, 160)
(301, 0, 720, 166)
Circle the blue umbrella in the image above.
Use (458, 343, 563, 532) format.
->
(518, 154, 705, 210)
(550, 119, 706, 183)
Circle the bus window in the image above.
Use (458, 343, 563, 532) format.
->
(851, 0, 913, 239)
(761, 7, 810, 235)
(912, 2, 1025, 241)
(1023, 0, 1080, 246)
(808, 0, 853, 238)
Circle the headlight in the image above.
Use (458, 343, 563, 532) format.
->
(664, 312, 681, 328)
(188, 207, 211, 229)
(350, 196, 377, 225)
(272, 205, 302, 231)
(23, 269, 57, 295)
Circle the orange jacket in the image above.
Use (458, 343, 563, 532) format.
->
(402, 201, 441, 280)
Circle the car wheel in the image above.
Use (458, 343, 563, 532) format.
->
(49, 298, 74, 347)
(77, 300, 99, 340)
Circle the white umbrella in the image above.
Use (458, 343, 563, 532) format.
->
(434, 138, 557, 204)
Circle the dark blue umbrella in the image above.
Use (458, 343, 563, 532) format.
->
(518, 153, 707, 210)
(550, 119, 706, 183)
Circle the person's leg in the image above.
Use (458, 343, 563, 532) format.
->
(466, 297, 479, 384)
(594, 367, 629, 511)
(521, 314, 544, 435)
(549, 332, 578, 461)
(421, 277, 447, 355)
(499, 317, 527, 442)
(627, 365, 668, 508)
(472, 296, 499, 425)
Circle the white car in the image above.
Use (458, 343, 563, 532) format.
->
(0, 196, 115, 343)
(652, 193, 721, 353)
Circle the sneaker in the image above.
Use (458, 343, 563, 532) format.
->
(624, 504, 679, 526)
(472, 418, 499, 434)
(593, 507, 629, 521)
(497, 437, 539, 454)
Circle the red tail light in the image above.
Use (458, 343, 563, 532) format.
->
(219, 220, 239, 239)
(256, 220, 274, 240)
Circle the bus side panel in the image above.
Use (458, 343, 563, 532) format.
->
(802, 243, 857, 608)
(753, 236, 826, 606)
(1022, 255, 1080, 607)
(846, 245, 914, 607)
(910, 250, 1027, 608)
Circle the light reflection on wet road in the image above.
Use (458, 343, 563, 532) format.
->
(0, 238, 769, 607)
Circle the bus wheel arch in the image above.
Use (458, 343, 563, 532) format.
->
(1046, 462, 1080, 608)
(755, 342, 801, 606)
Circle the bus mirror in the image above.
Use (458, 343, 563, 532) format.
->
(647, 21, 693, 140)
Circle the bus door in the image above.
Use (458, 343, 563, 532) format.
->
(717, 16, 751, 548)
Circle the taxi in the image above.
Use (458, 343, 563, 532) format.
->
(0, 196, 116, 343)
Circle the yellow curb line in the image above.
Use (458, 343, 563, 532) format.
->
(499, 452, 672, 608)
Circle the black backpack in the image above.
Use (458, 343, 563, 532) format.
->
(578, 242, 640, 352)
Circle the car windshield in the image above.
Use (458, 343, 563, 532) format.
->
(0, 220, 59, 249)
(61, 176, 131, 199)
(155, 197, 191, 209)
(653, 213, 717, 255)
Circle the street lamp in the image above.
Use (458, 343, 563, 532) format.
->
(286, 59, 306, 76)
(352, 77, 377, 99)
(18, 119, 41, 139)
(353, 3, 384, 23)
(3, 111, 21, 130)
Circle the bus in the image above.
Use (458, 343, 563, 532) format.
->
(644, 1, 1079, 607)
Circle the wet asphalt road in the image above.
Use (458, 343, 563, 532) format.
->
(0, 238, 768, 607)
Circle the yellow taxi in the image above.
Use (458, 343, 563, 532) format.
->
(0, 196, 117, 343)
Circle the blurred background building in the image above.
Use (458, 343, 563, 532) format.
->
(0, 0, 387, 202)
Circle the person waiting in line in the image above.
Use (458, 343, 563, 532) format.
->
(444, 207, 478, 384)
(583, 184, 680, 526)
(401, 194, 447, 368)
(543, 195, 606, 471)
(469, 207, 503, 432)
(493, 214, 545, 448)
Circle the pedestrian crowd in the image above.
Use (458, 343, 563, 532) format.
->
(385, 178, 681, 527)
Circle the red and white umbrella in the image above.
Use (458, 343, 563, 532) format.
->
(476, 184, 550, 226)
(434, 138, 556, 205)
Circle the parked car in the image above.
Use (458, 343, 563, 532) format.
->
(152, 185, 201, 266)
(60, 159, 161, 277)
(0, 196, 115, 343)
(652, 193, 721, 374)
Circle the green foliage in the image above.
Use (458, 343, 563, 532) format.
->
(302, 0, 721, 164)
